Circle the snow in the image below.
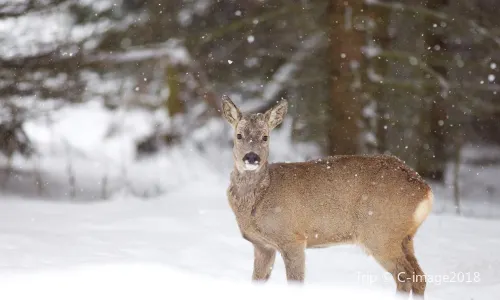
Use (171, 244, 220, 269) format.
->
(0, 179, 498, 299)
(89, 40, 191, 65)
(367, 67, 383, 82)
(0, 265, 395, 300)
(362, 45, 381, 58)
(0, 0, 124, 59)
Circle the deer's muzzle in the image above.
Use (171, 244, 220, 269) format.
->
(243, 152, 260, 170)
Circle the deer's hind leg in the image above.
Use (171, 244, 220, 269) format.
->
(402, 235, 426, 297)
(364, 238, 414, 295)
(252, 243, 276, 281)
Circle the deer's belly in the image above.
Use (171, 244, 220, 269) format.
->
(241, 228, 279, 249)
(305, 232, 355, 248)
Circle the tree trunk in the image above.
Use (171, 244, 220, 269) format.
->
(369, 7, 392, 154)
(327, 0, 366, 155)
(417, 0, 449, 182)
(165, 65, 184, 117)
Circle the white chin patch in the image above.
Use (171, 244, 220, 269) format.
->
(244, 163, 259, 171)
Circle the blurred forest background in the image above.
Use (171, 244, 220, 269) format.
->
(1, 0, 499, 215)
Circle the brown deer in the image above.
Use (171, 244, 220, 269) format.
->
(221, 95, 433, 297)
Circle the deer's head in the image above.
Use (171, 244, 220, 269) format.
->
(222, 95, 288, 172)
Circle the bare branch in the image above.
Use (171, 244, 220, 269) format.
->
(367, 50, 449, 93)
(366, 0, 500, 48)
(368, 75, 500, 94)
(192, 2, 328, 46)
(260, 32, 325, 104)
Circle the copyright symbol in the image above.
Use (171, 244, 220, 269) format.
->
(383, 272, 392, 282)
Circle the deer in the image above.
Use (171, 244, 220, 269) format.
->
(221, 95, 433, 298)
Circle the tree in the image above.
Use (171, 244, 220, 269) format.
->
(328, 0, 366, 155)
(416, 0, 449, 182)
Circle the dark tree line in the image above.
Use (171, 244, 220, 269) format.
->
(2, 0, 500, 184)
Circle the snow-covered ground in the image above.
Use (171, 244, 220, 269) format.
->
(0, 179, 499, 299)
(0, 101, 498, 299)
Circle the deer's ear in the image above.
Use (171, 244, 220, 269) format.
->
(221, 95, 242, 127)
(265, 99, 288, 130)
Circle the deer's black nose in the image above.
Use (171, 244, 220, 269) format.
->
(243, 152, 260, 164)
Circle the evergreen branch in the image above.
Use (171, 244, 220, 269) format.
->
(365, 0, 500, 48)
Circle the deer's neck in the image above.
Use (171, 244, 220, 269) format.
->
(229, 163, 270, 212)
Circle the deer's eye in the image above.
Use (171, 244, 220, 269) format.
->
(262, 136, 268, 141)
(237, 134, 242, 140)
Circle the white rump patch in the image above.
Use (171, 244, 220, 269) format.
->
(413, 190, 433, 226)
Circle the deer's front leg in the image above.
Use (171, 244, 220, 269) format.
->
(280, 243, 306, 282)
(252, 243, 276, 281)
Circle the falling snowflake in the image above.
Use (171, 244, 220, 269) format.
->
(409, 56, 418, 66)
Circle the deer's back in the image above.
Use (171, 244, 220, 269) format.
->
(256, 155, 431, 247)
